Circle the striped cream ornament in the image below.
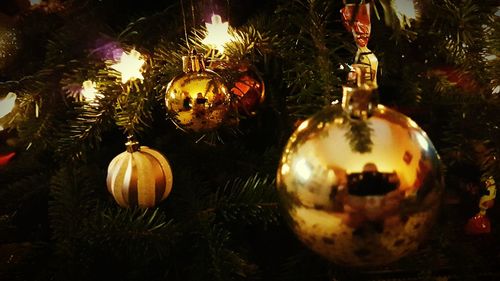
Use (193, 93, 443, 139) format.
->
(106, 139, 173, 208)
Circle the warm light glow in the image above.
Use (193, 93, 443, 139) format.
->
(110, 49, 145, 84)
(407, 118, 418, 128)
(0, 92, 16, 119)
(202, 14, 233, 53)
(281, 163, 290, 176)
(81, 80, 101, 101)
(297, 120, 309, 132)
(294, 158, 312, 183)
(393, 0, 417, 25)
(415, 132, 429, 151)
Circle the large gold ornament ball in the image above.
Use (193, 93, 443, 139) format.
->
(165, 69, 231, 132)
(107, 146, 173, 208)
(277, 105, 444, 267)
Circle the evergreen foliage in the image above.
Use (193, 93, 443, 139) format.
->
(0, 0, 499, 280)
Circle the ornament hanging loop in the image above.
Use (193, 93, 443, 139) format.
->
(342, 64, 378, 120)
(125, 134, 140, 153)
(182, 50, 206, 73)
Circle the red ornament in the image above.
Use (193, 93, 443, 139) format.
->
(0, 151, 15, 166)
(465, 176, 496, 235)
(231, 70, 265, 116)
(210, 60, 265, 116)
(429, 67, 479, 93)
(465, 213, 491, 234)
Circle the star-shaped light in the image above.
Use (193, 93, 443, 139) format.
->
(202, 14, 233, 54)
(110, 49, 145, 84)
(0, 92, 16, 119)
(81, 80, 102, 102)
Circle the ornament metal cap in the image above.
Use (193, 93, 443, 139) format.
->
(182, 50, 206, 73)
(342, 64, 378, 120)
(125, 135, 140, 153)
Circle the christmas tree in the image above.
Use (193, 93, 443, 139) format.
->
(0, 0, 499, 280)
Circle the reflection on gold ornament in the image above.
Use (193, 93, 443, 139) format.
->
(165, 51, 232, 132)
(276, 65, 443, 267)
(106, 136, 173, 208)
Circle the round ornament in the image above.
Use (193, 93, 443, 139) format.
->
(276, 65, 444, 267)
(165, 51, 231, 132)
(106, 137, 173, 208)
(211, 61, 265, 116)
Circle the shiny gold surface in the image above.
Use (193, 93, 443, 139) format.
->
(277, 104, 443, 266)
(165, 69, 231, 132)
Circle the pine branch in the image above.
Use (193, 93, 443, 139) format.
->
(49, 165, 99, 255)
(276, 0, 349, 118)
(206, 174, 279, 227)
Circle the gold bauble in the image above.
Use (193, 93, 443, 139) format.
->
(106, 137, 173, 208)
(165, 52, 231, 132)
(276, 66, 444, 267)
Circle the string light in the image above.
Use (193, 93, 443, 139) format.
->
(81, 80, 102, 102)
(202, 14, 233, 54)
(110, 49, 145, 84)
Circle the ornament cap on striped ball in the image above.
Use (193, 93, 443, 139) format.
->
(106, 139, 173, 208)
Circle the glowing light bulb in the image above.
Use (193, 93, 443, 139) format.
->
(0, 92, 16, 119)
(202, 14, 233, 53)
(81, 80, 100, 101)
(110, 49, 145, 84)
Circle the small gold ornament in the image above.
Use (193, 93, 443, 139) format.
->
(277, 65, 443, 267)
(165, 51, 231, 132)
(106, 136, 173, 208)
